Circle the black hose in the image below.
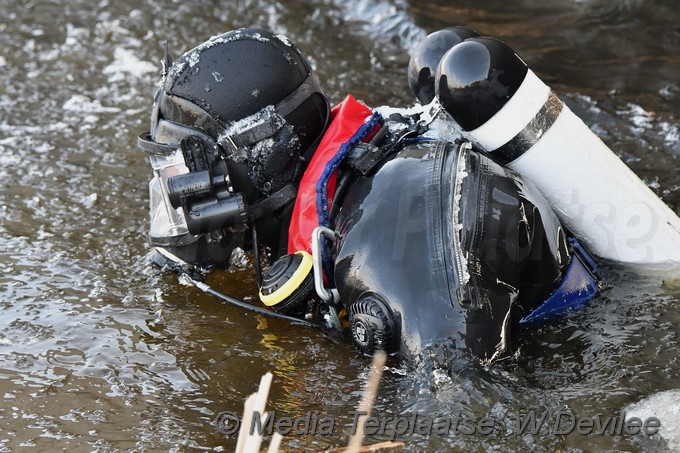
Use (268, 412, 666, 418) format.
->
(251, 225, 262, 287)
(329, 170, 354, 222)
(180, 274, 323, 329)
(329, 125, 388, 222)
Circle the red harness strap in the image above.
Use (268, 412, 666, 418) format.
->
(288, 95, 374, 253)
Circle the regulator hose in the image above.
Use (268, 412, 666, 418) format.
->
(178, 273, 322, 329)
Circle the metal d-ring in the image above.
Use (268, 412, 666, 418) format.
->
(311, 226, 339, 304)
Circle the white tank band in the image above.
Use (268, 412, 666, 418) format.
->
(490, 92, 563, 163)
(466, 70, 550, 151)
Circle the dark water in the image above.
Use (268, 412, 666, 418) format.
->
(1, 0, 679, 451)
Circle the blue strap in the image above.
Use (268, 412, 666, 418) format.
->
(520, 237, 600, 324)
(316, 112, 383, 285)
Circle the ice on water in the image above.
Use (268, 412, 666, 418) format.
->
(626, 389, 680, 451)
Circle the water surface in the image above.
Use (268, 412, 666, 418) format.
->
(1, 0, 679, 450)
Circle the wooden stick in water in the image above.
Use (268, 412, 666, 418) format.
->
(266, 432, 284, 453)
(235, 393, 256, 453)
(345, 351, 388, 453)
(237, 372, 273, 453)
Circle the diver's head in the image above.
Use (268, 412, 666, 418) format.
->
(139, 28, 331, 267)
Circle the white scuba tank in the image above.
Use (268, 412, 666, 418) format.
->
(434, 37, 680, 265)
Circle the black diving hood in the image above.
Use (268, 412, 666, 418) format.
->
(333, 139, 572, 363)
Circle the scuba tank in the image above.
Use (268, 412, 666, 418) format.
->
(431, 36, 680, 264)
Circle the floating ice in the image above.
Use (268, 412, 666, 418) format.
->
(331, 0, 426, 49)
(626, 389, 680, 451)
(660, 122, 679, 148)
(82, 193, 98, 208)
(619, 102, 654, 131)
(103, 47, 157, 82)
(62, 95, 120, 114)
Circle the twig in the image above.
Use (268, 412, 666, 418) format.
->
(266, 432, 284, 453)
(345, 351, 388, 453)
(235, 394, 256, 453)
(236, 372, 273, 453)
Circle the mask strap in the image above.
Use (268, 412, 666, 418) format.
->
(137, 131, 177, 156)
(275, 72, 326, 118)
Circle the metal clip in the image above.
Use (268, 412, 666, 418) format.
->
(311, 226, 340, 304)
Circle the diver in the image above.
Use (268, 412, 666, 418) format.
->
(137, 27, 603, 365)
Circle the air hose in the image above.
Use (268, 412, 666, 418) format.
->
(178, 273, 322, 329)
(153, 246, 323, 329)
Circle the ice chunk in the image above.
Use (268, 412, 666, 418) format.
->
(103, 47, 157, 82)
(62, 95, 119, 113)
(626, 389, 680, 450)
